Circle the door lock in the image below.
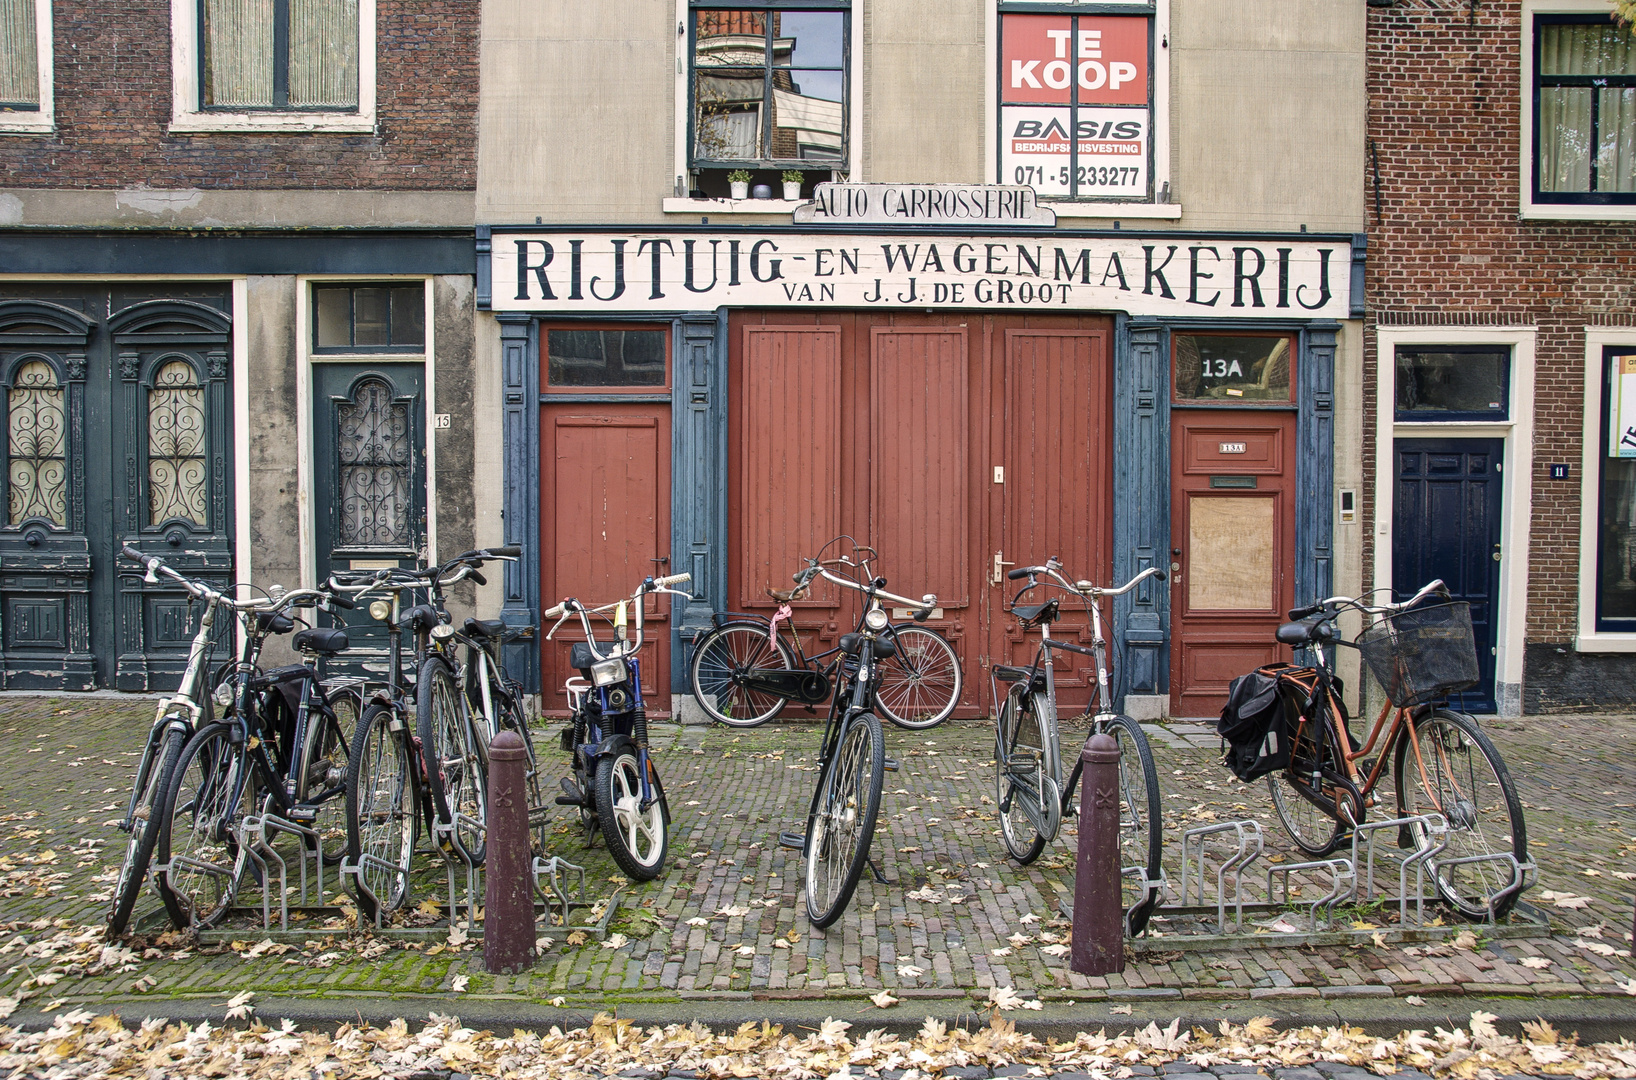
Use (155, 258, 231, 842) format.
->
(1492, 544, 1502, 563)
(991, 552, 1015, 585)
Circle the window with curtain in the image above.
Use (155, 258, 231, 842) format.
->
(6, 359, 64, 527)
(1535, 15, 1636, 204)
(1598, 347, 1636, 630)
(201, 0, 359, 110)
(0, 0, 39, 110)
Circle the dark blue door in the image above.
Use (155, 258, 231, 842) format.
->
(1393, 438, 1503, 713)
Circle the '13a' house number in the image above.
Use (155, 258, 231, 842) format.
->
(1202, 358, 1245, 379)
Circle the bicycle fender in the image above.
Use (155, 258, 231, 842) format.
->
(712, 611, 769, 629)
(578, 732, 636, 768)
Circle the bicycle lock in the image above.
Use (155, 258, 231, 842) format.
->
(1070, 732, 1125, 976)
(484, 730, 536, 974)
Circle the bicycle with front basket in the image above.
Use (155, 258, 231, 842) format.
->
(994, 558, 1166, 933)
(1260, 579, 1528, 921)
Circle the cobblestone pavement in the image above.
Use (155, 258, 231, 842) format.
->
(1, 696, 1633, 1017)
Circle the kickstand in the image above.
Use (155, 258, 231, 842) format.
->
(867, 856, 894, 886)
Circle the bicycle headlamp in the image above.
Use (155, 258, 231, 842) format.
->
(432, 622, 455, 641)
(590, 657, 626, 687)
(369, 600, 392, 622)
(865, 606, 889, 631)
(213, 681, 235, 709)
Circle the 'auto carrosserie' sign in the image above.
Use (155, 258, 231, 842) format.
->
(486, 231, 1353, 320)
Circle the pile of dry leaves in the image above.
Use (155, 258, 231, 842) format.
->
(2, 1009, 1636, 1080)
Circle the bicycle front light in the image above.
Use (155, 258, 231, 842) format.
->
(369, 600, 391, 622)
(432, 622, 455, 641)
(213, 681, 234, 709)
(591, 657, 627, 687)
(865, 606, 889, 631)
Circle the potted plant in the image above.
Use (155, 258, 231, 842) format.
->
(728, 170, 752, 200)
(782, 170, 804, 201)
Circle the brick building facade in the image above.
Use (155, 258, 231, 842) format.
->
(1366, 0, 1636, 713)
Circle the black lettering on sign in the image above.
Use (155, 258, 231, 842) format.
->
(1297, 249, 1334, 310)
(1188, 245, 1221, 307)
(683, 239, 719, 293)
(516, 240, 555, 301)
(1143, 245, 1178, 299)
(1232, 247, 1265, 308)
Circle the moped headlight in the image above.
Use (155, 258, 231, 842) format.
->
(864, 606, 889, 631)
(213, 681, 235, 709)
(369, 599, 392, 622)
(591, 657, 627, 687)
(432, 622, 455, 640)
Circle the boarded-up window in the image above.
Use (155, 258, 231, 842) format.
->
(0, 0, 39, 109)
(202, 0, 359, 110)
(1187, 496, 1275, 611)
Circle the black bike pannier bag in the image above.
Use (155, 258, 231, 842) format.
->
(1216, 667, 1291, 782)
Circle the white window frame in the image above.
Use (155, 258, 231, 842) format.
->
(665, 0, 863, 214)
(169, 0, 377, 134)
(0, 0, 54, 136)
(984, 0, 1178, 221)
(1519, 0, 1636, 221)
(1576, 328, 1636, 652)
(1372, 326, 1536, 717)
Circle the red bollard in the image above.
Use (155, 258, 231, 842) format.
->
(483, 730, 536, 974)
(1071, 732, 1125, 976)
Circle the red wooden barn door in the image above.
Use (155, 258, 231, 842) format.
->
(986, 319, 1113, 706)
(540, 406, 673, 713)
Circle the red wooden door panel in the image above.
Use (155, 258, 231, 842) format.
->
(989, 325, 1113, 703)
(1169, 412, 1296, 717)
(540, 406, 672, 713)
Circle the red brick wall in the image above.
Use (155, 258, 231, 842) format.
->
(1366, 2, 1636, 646)
(0, 0, 476, 189)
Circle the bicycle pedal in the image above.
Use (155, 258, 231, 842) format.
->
(285, 807, 318, 825)
(778, 831, 806, 851)
(882, 756, 899, 772)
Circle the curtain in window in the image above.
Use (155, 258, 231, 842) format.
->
(203, 0, 275, 107)
(0, 0, 39, 106)
(1539, 23, 1636, 193)
(289, 0, 358, 108)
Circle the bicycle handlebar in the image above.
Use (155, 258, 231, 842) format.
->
(816, 566, 935, 614)
(1300, 578, 1449, 620)
(543, 572, 693, 657)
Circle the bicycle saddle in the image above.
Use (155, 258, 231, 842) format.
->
(1275, 615, 1334, 646)
(766, 585, 809, 602)
(1011, 598, 1060, 625)
(464, 617, 506, 639)
(256, 611, 295, 635)
(293, 627, 349, 655)
(839, 633, 897, 658)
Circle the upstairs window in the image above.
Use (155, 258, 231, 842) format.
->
(689, 2, 848, 196)
(0, 0, 39, 111)
(200, 0, 359, 111)
(1533, 14, 1636, 205)
(313, 285, 425, 354)
(997, 3, 1154, 201)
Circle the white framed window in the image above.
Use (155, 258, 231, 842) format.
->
(0, 0, 53, 136)
(1577, 328, 1636, 651)
(1521, 1, 1636, 220)
(170, 0, 376, 133)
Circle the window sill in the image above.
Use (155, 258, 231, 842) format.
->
(1520, 201, 1636, 222)
(168, 112, 375, 135)
(662, 197, 804, 215)
(0, 114, 54, 136)
(1050, 202, 1183, 221)
(1575, 631, 1636, 653)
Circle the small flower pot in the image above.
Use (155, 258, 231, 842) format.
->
(730, 181, 749, 200)
(783, 181, 803, 200)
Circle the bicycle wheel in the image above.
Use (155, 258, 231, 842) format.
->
(298, 693, 355, 866)
(689, 623, 793, 727)
(1104, 714, 1163, 934)
(1395, 708, 1528, 921)
(1268, 684, 1351, 857)
(156, 722, 254, 930)
(593, 748, 669, 880)
(805, 710, 885, 928)
(994, 685, 1053, 864)
(418, 658, 487, 863)
(496, 690, 550, 855)
(345, 704, 417, 923)
(875, 625, 962, 730)
(107, 725, 186, 938)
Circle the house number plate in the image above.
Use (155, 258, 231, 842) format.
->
(1219, 442, 1247, 454)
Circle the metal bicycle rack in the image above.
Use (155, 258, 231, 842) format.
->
(1267, 857, 1355, 930)
(1178, 820, 1264, 932)
(241, 811, 328, 930)
(435, 813, 486, 925)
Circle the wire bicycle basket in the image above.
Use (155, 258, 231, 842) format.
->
(1355, 601, 1479, 708)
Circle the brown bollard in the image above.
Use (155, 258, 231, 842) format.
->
(1071, 732, 1125, 976)
(483, 730, 535, 974)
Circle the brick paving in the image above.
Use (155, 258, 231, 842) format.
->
(1, 696, 1633, 1015)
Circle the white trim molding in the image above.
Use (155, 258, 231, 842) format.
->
(1519, 0, 1636, 221)
(0, 0, 54, 136)
(1577, 327, 1636, 652)
(169, 0, 377, 134)
(1373, 326, 1537, 716)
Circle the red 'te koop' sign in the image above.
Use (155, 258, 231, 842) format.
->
(1001, 15, 1149, 107)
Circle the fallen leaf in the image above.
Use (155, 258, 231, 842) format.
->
(987, 985, 1024, 1011)
(550, 996, 566, 1007)
(870, 990, 898, 1008)
(1110, 1003, 1133, 1015)
(0, 997, 15, 1020)
(1618, 978, 1636, 996)
(1371, 931, 1388, 948)
(221, 991, 255, 1020)
(715, 904, 749, 918)
(685, 917, 708, 927)
(897, 964, 924, 978)
(1018, 912, 1040, 924)
(736, 945, 755, 957)
(603, 933, 629, 949)
(1520, 956, 1552, 969)
(450, 975, 469, 993)
(447, 926, 470, 947)
(566, 931, 587, 946)
(1453, 929, 1479, 950)
(1405, 995, 1426, 1006)
(1040, 943, 1070, 958)
(991, 947, 1012, 957)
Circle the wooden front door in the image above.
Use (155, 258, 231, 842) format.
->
(1169, 412, 1297, 717)
(540, 405, 673, 713)
(1393, 438, 1503, 713)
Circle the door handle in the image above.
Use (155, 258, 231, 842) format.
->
(1492, 544, 1502, 563)
(991, 552, 1015, 586)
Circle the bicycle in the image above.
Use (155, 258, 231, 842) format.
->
(118, 550, 363, 931)
(332, 547, 519, 921)
(454, 611, 548, 855)
(994, 558, 1166, 934)
(689, 542, 962, 729)
(544, 569, 691, 881)
(1256, 579, 1529, 921)
(772, 545, 937, 928)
